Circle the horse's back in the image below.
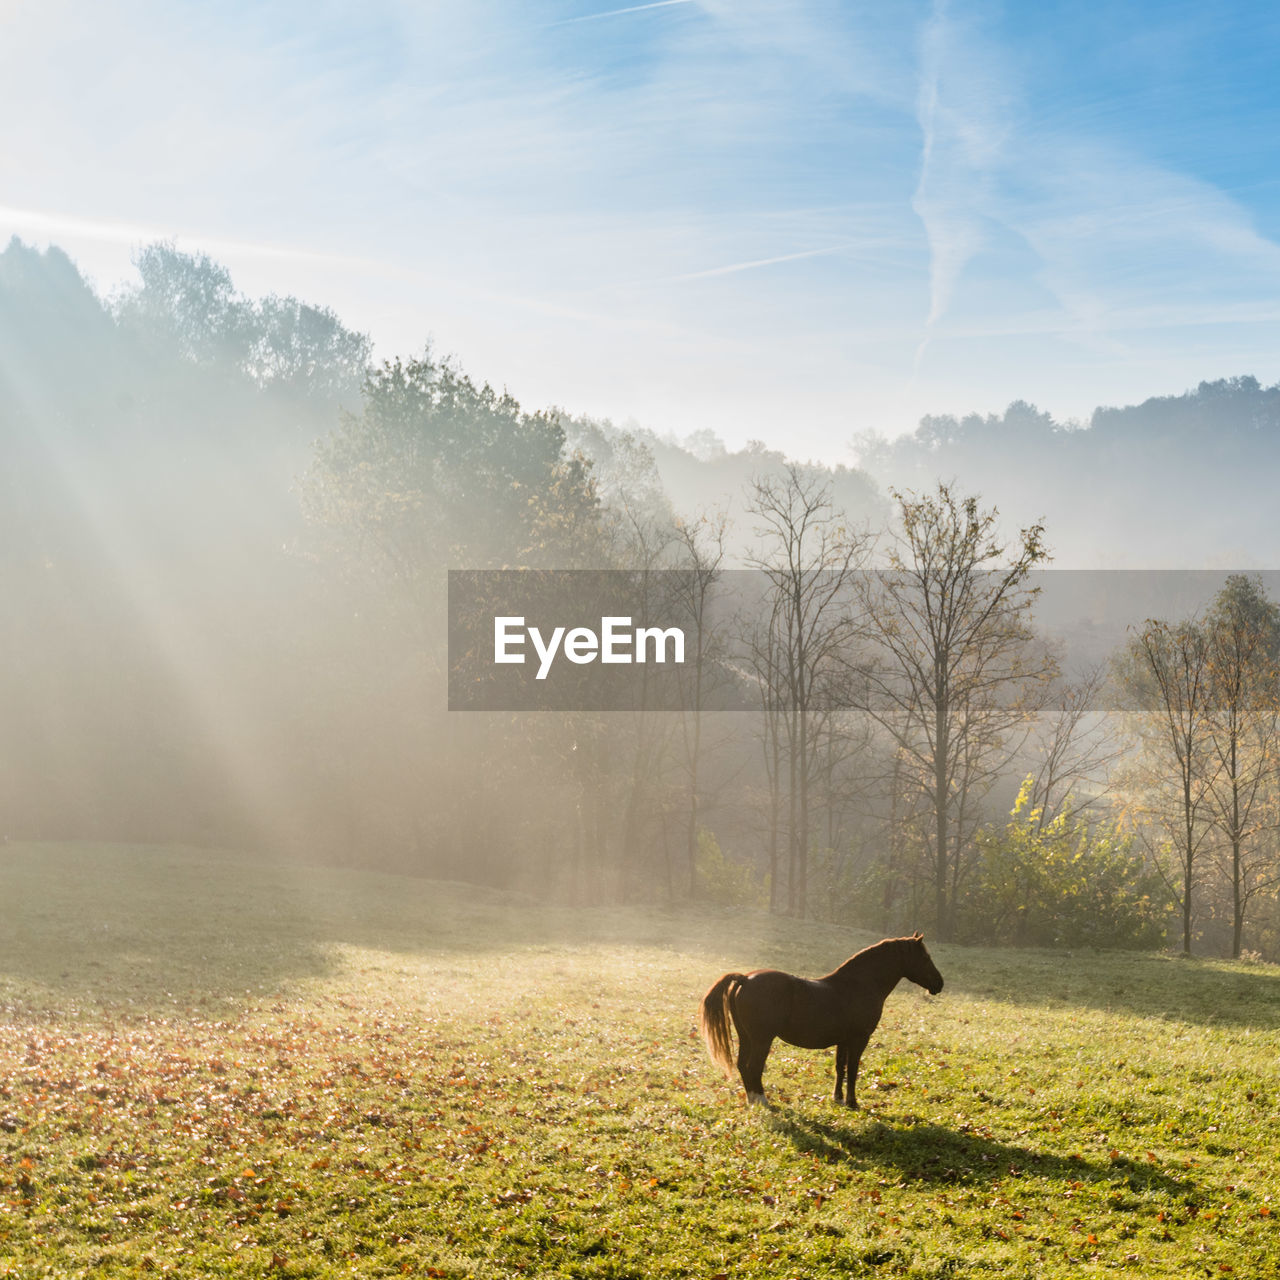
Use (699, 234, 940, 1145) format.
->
(733, 970, 868, 1051)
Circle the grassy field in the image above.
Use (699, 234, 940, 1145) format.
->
(1, 843, 1278, 1278)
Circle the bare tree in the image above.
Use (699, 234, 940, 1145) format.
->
(671, 509, 731, 899)
(746, 465, 871, 917)
(610, 490, 681, 898)
(1202, 575, 1280, 957)
(743, 588, 789, 911)
(1028, 662, 1119, 830)
(811, 703, 874, 915)
(1116, 618, 1214, 956)
(857, 484, 1054, 940)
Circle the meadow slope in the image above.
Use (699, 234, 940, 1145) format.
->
(1, 843, 1278, 1278)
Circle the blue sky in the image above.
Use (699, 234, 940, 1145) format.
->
(4, 0, 1280, 459)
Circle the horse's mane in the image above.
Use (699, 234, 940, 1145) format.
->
(825, 934, 919, 981)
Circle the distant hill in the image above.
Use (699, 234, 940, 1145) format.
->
(566, 378, 1280, 568)
(852, 380, 1280, 568)
(563, 414, 889, 565)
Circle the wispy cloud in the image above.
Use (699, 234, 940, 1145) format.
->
(904, 0, 1280, 380)
(0, 205, 368, 268)
(910, 0, 1011, 372)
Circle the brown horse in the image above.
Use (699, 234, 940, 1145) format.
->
(699, 934, 943, 1107)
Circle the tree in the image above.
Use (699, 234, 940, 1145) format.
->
(1026, 663, 1119, 830)
(672, 510, 730, 899)
(113, 242, 370, 414)
(858, 484, 1054, 940)
(746, 465, 870, 916)
(303, 352, 600, 587)
(0, 240, 381, 859)
(299, 352, 603, 887)
(608, 488, 681, 899)
(743, 585, 790, 912)
(115, 242, 252, 369)
(1115, 617, 1214, 956)
(248, 294, 370, 401)
(1202, 575, 1280, 957)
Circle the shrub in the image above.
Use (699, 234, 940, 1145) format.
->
(961, 778, 1168, 949)
(696, 827, 763, 907)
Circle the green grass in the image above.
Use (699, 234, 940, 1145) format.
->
(1, 842, 1278, 1278)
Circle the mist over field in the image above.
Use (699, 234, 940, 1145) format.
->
(4, 237, 1280, 960)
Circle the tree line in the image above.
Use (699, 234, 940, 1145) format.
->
(5, 237, 1280, 957)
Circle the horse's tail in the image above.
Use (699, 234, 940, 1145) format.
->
(699, 972, 748, 1078)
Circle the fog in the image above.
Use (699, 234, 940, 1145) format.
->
(5, 237, 1280, 958)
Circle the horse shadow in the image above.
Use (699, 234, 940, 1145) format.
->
(765, 1105, 1190, 1196)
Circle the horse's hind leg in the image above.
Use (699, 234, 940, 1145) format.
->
(737, 1035, 772, 1105)
(834, 1044, 847, 1103)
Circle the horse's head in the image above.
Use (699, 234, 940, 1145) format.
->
(904, 932, 944, 995)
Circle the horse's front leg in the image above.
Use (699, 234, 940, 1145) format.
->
(842, 1029, 873, 1109)
(833, 1044, 847, 1103)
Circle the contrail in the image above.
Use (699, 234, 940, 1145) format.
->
(664, 245, 846, 283)
(557, 0, 695, 24)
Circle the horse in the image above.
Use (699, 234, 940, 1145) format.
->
(698, 933, 943, 1107)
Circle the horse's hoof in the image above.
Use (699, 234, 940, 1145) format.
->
(746, 1092, 767, 1106)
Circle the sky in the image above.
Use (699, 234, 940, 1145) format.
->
(4, 0, 1280, 460)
